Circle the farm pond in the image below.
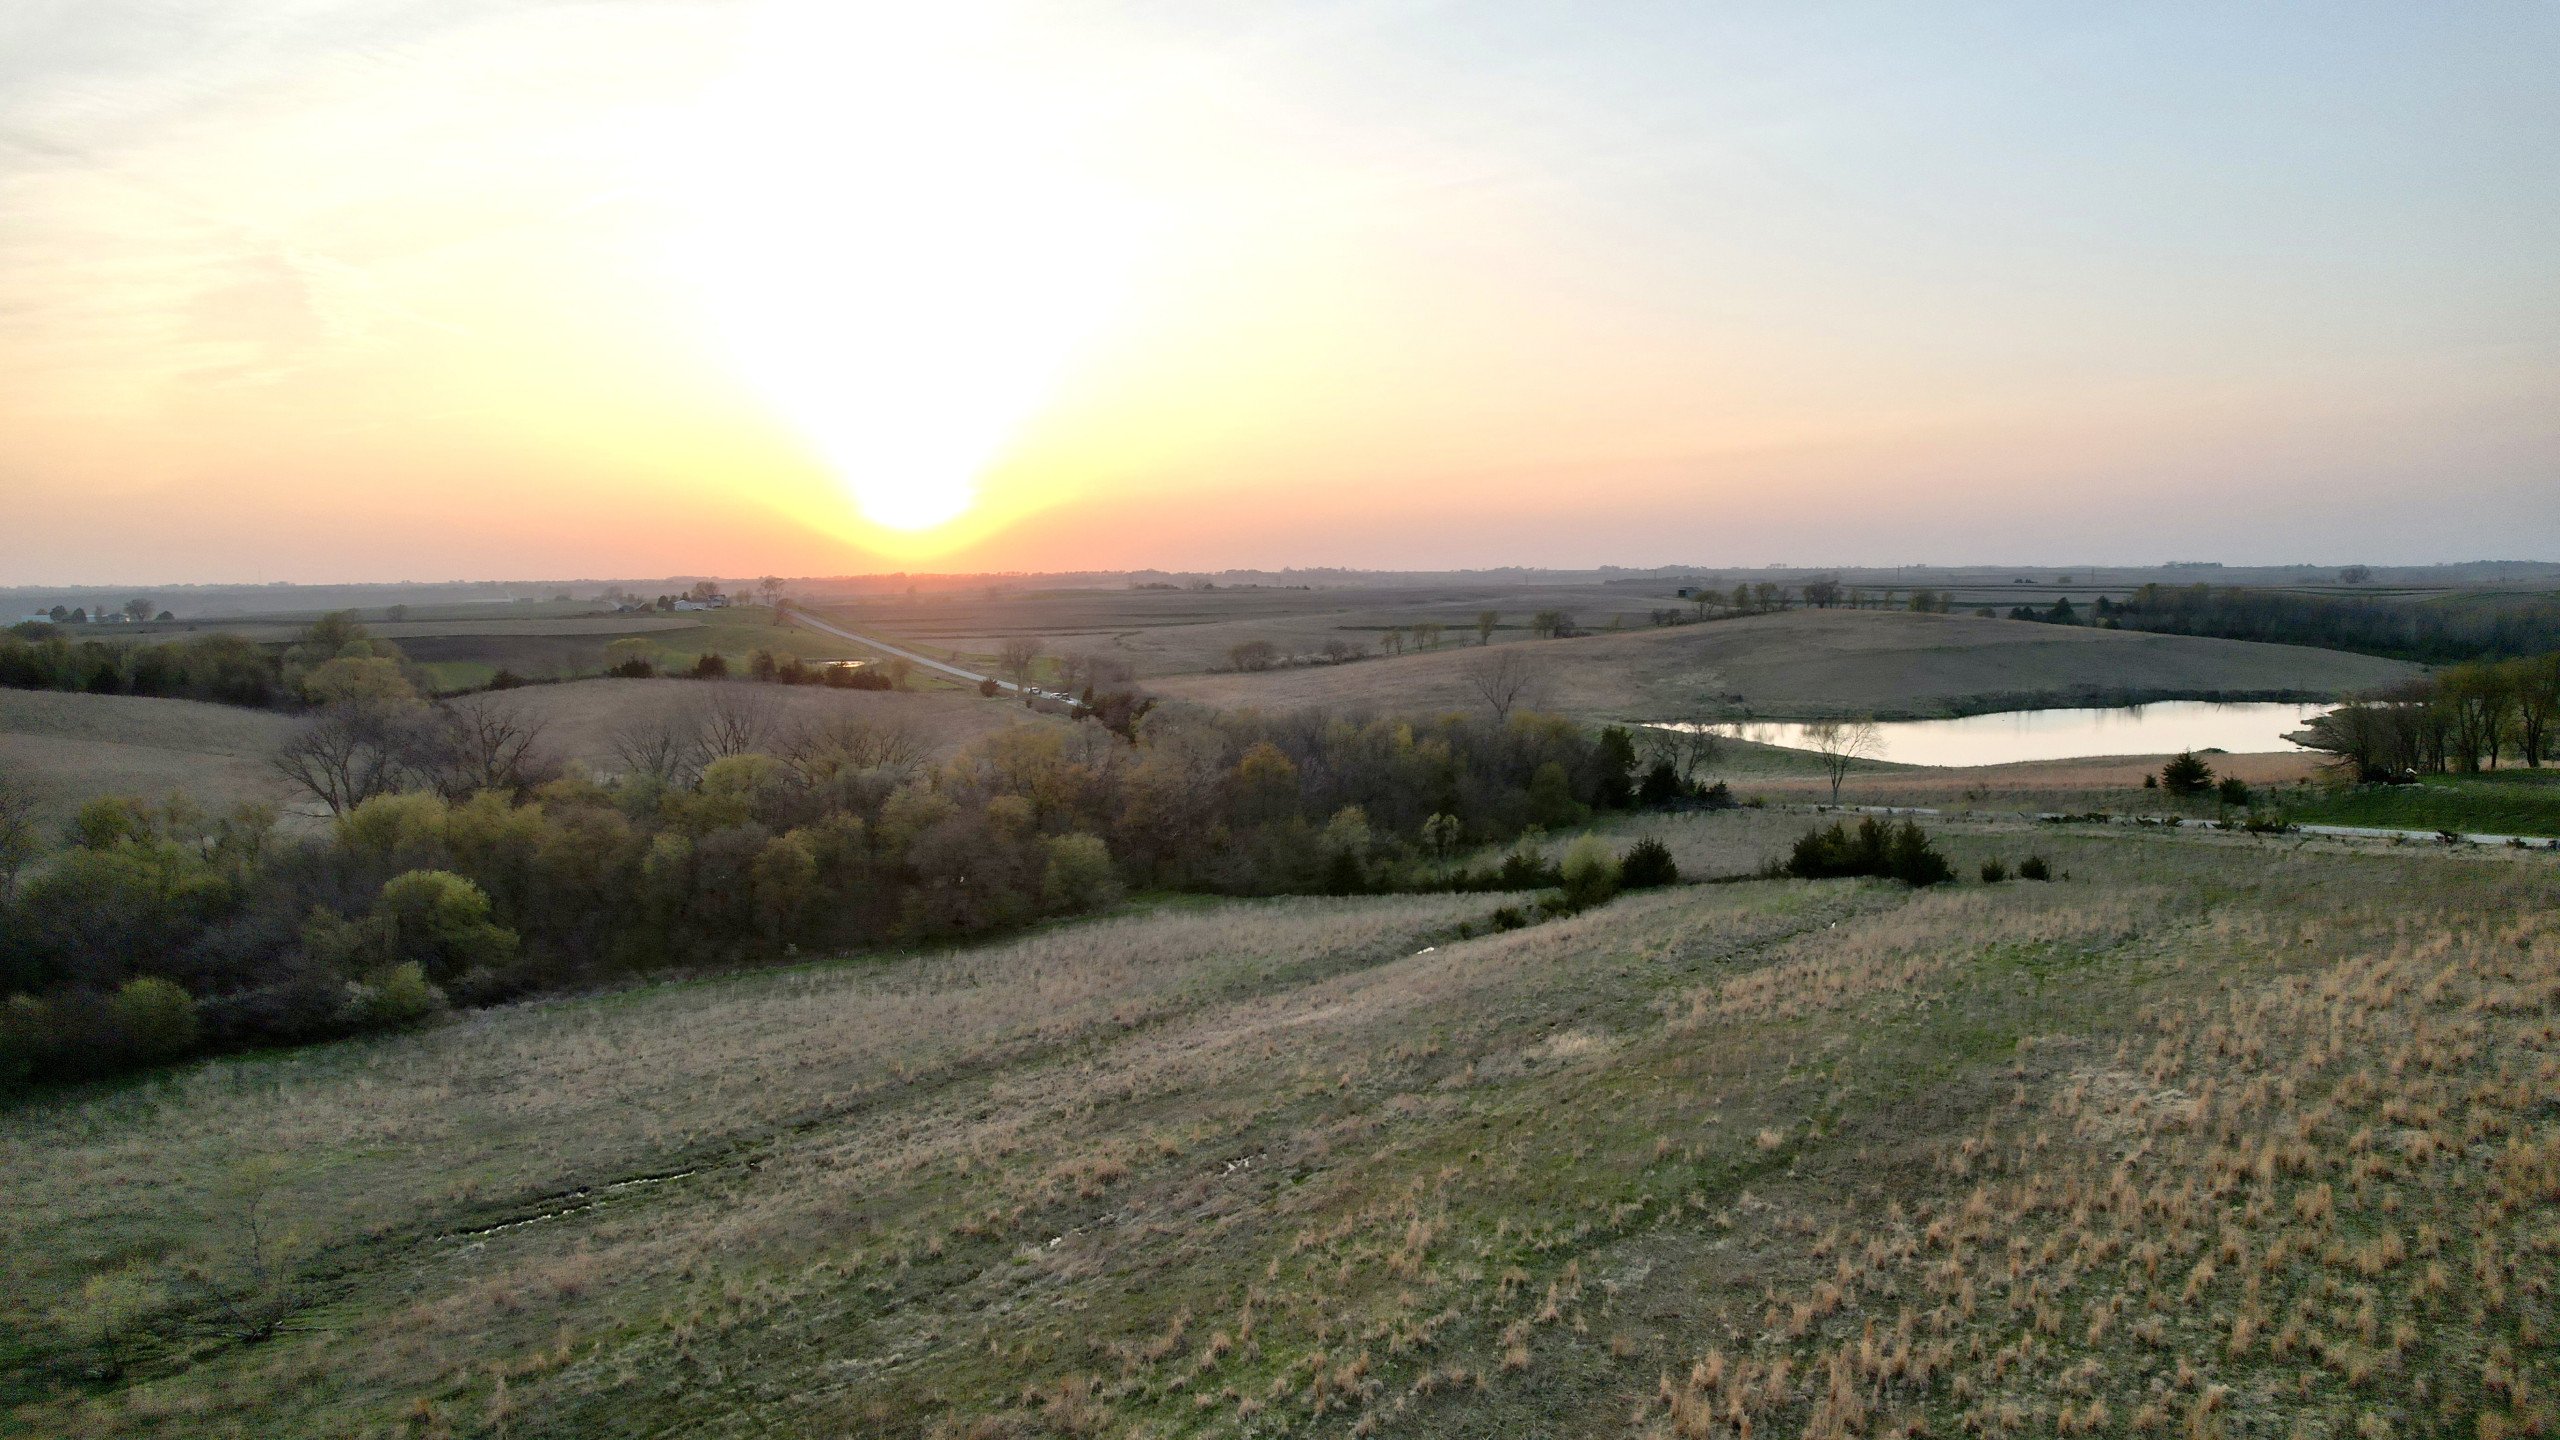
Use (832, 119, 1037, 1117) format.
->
(1662, 701, 2330, 768)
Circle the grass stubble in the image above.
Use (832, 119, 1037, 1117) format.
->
(2, 811, 2552, 1439)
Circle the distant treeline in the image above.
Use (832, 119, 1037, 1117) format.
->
(2, 683, 1715, 1088)
(0, 629, 284, 706)
(0, 612, 906, 708)
(2107, 585, 2560, 663)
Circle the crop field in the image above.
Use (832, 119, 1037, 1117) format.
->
(1141, 611, 2418, 724)
(5, 811, 2552, 1438)
(0, 689, 298, 828)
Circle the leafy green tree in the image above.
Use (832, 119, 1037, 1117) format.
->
(1558, 834, 1619, 907)
(0, 766, 35, 900)
(1040, 833, 1119, 913)
(374, 871, 518, 985)
(1526, 761, 1587, 829)
(1592, 727, 1638, 809)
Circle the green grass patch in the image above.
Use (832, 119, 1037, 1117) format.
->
(2283, 769, 2560, 836)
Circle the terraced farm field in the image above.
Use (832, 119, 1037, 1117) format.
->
(6, 810, 2553, 1438)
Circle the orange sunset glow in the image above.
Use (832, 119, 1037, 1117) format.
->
(1, 2, 2553, 581)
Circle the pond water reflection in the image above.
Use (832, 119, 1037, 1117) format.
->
(1660, 701, 2330, 769)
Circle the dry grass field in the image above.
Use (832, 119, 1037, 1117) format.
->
(1144, 611, 2418, 724)
(493, 677, 1053, 770)
(0, 680, 1047, 833)
(816, 584, 1661, 680)
(0, 689, 299, 829)
(5, 810, 2552, 1438)
(1735, 750, 2332, 814)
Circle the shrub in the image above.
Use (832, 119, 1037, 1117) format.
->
(1619, 837, 1678, 889)
(0, 994, 57, 1086)
(2217, 776, 2251, 807)
(110, 976, 200, 1065)
(1979, 858, 2009, 883)
(1490, 906, 1527, 931)
(1783, 818, 1953, 887)
(977, 677, 1000, 698)
(2159, 750, 2214, 797)
(1558, 835, 1619, 907)
(1495, 845, 1560, 891)
(2018, 855, 2052, 881)
(691, 652, 729, 679)
(347, 962, 446, 1030)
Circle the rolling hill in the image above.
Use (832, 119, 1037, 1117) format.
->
(1146, 609, 2420, 722)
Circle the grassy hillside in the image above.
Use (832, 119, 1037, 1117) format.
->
(1146, 610, 2419, 724)
(5, 813, 2552, 1437)
(0, 690, 298, 828)
(0, 680, 1045, 832)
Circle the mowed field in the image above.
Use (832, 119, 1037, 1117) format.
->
(5, 811, 2555, 1438)
(0, 690, 299, 828)
(1147, 610, 2419, 723)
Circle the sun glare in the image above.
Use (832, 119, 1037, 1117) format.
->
(673, 3, 1143, 534)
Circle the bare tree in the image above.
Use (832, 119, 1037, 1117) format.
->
(1642, 720, 1724, 788)
(1381, 626, 1406, 656)
(998, 636, 1047, 692)
(1461, 647, 1551, 722)
(413, 693, 557, 799)
(608, 705, 707, 786)
(1475, 610, 1499, 645)
(883, 656, 915, 690)
(1226, 639, 1278, 673)
(783, 714, 930, 782)
(273, 704, 413, 815)
(1803, 718, 1882, 806)
(1411, 621, 1444, 650)
(756, 575, 785, 611)
(700, 682, 784, 760)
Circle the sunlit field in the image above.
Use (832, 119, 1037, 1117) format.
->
(7, 810, 2552, 1437)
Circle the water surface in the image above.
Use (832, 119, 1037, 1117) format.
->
(1662, 701, 2327, 768)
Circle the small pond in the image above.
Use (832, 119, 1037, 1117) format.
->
(1658, 701, 2330, 768)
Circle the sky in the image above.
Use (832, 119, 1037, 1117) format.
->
(1, 0, 2553, 583)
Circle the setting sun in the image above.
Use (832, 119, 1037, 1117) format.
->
(669, 3, 1146, 535)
